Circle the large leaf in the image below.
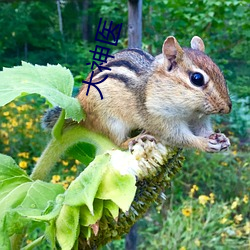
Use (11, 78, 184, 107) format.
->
(0, 62, 85, 121)
(65, 142, 96, 165)
(0, 176, 32, 201)
(79, 199, 103, 227)
(0, 154, 65, 248)
(56, 205, 80, 250)
(63, 154, 111, 213)
(96, 167, 136, 212)
(0, 154, 30, 181)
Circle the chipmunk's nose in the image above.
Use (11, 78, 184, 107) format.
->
(219, 101, 232, 114)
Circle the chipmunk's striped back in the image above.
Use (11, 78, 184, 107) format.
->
(85, 48, 155, 90)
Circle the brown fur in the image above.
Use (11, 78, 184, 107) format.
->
(77, 36, 231, 152)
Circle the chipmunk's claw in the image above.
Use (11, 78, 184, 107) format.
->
(129, 134, 156, 152)
(207, 133, 230, 152)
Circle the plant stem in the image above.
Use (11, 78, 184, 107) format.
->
(30, 126, 118, 181)
(10, 232, 25, 250)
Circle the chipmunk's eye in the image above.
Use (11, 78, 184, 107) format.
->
(190, 72, 204, 87)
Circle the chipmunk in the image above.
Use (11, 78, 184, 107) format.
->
(43, 36, 232, 153)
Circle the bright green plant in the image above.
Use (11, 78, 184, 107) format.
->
(0, 62, 182, 249)
(137, 192, 249, 250)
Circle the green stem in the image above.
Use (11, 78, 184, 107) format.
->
(10, 232, 25, 250)
(30, 126, 118, 181)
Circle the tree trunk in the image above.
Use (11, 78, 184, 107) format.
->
(125, 224, 137, 250)
(56, 0, 63, 36)
(128, 0, 142, 49)
(82, 0, 89, 41)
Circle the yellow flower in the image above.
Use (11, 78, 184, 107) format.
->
(209, 193, 215, 204)
(221, 232, 227, 238)
(19, 161, 28, 169)
(51, 175, 61, 183)
(198, 195, 210, 206)
(3, 111, 9, 116)
(18, 152, 30, 159)
(194, 238, 201, 247)
(70, 165, 77, 172)
(0, 130, 8, 138)
(3, 138, 9, 145)
(66, 176, 75, 182)
(9, 102, 16, 108)
(189, 184, 199, 197)
(221, 162, 228, 167)
(234, 214, 243, 224)
(26, 121, 33, 129)
(232, 150, 237, 156)
(236, 229, 242, 237)
(17, 105, 31, 112)
(244, 221, 250, 234)
(32, 157, 39, 162)
(220, 217, 228, 224)
(182, 207, 192, 217)
(243, 195, 248, 204)
(75, 159, 81, 165)
(11, 120, 18, 127)
(179, 247, 186, 250)
(231, 198, 240, 209)
(4, 147, 10, 152)
(62, 160, 69, 166)
(63, 182, 69, 189)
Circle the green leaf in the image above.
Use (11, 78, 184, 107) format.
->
(45, 220, 56, 249)
(80, 226, 92, 240)
(64, 154, 111, 213)
(3, 210, 31, 237)
(20, 181, 64, 213)
(26, 198, 63, 222)
(79, 199, 103, 226)
(65, 142, 96, 165)
(0, 154, 30, 181)
(0, 62, 85, 122)
(0, 176, 32, 201)
(103, 200, 119, 219)
(0, 182, 33, 218)
(52, 108, 65, 139)
(0, 231, 10, 250)
(56, 205, 80, 250)
(96, 167, 136, 212)
(0, 154, 65, 244)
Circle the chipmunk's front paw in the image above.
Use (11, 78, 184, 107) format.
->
(206, 133, 230, 152)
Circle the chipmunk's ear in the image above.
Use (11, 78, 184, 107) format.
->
(191, 36, 205, 52)
(162, 36, 184, 64)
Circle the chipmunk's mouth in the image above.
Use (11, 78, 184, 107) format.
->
(204, 100, 232, 115)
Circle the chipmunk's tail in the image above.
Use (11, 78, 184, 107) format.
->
(41, 106, 62, 130)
